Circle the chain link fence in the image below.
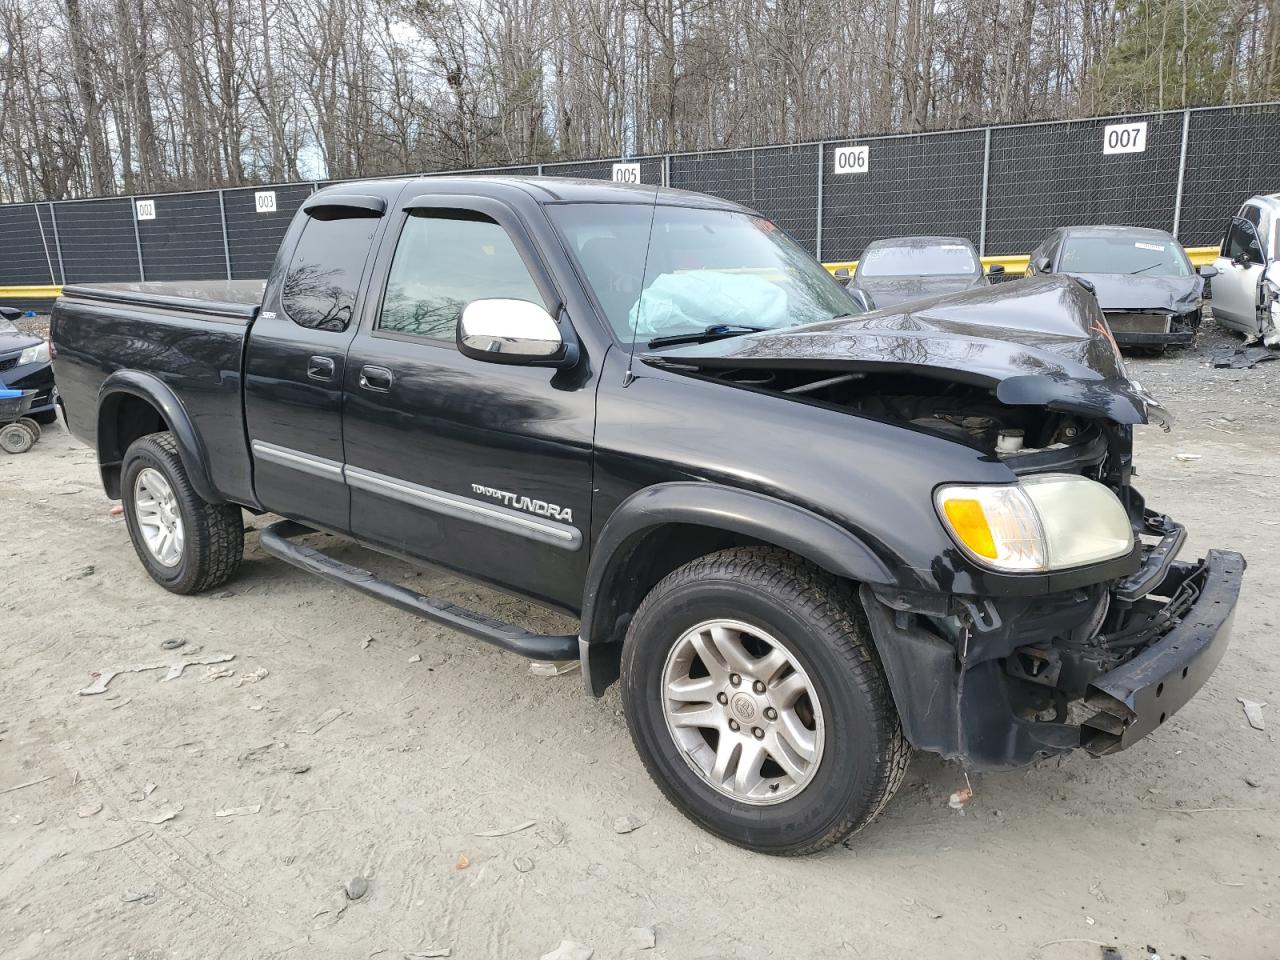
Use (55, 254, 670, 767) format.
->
(3, 102, 1278, 301)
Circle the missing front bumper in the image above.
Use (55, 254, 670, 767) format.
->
(1081, 549, 1245, 755)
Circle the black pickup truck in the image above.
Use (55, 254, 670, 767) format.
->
(52, 177, 1244, 855)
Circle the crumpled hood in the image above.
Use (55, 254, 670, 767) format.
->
(643, 274, 1171, 428)
(854, 274, 983, 309)
(1064, 272, 1203, 313)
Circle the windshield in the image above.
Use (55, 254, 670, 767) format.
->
(547, 203, 862, 343)
(1059, 235, 1191, 277)
(858, 241, 978, 277)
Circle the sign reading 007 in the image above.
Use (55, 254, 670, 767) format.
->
(1103, 122, 1147, 155)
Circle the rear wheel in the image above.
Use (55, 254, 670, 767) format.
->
(621, 546, 908, 855)
(121, 432, 244, 594)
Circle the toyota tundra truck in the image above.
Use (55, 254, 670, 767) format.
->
(51, 177, 1245, 855)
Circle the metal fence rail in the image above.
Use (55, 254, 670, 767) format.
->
(2, 102, 1278, 302)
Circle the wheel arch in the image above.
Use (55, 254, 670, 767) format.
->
(97, 371, 220, 503)
(579, 482, 896, 696)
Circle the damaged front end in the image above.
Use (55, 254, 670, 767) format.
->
(643, 276, 1245, 768)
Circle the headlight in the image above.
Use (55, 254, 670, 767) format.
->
(18, 342, 50, 366)
(935, 474, 1133, 573)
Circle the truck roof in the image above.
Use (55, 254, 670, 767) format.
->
(319, 175, 753, 213)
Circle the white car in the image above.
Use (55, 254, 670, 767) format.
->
(1212, 194, 1280, 346)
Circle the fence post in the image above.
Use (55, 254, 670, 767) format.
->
(1172, 108, 1191, 238)
(815, 142, 825, 262)
(48, 203, 65, 285)
(33, 203, 56, 285)
(131, 197, 146, 281)
(663, 154, 671, 188)
(217, 189, 232, 280)
(978, 127, 992, 256)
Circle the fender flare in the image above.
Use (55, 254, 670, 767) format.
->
(97, 370, 221, 503)
(579, 481, 895, 652)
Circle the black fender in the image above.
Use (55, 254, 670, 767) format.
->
(578, 481, 896, 695)
(97, 370, 221, 504)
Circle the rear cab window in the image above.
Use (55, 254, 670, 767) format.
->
(281, 214, 380, 332)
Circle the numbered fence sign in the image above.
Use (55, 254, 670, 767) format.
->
(135, 199, 156, 221)
(611, 162, 642, 184)
(255, 190, 278, 214)
(833, 145, 869, 174)
(1103, 122, 1147, 155)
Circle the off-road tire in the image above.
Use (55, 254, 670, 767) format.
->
(17, 416, 41, 441)
(121, 432, 243, 594)
(621, 546, 909, 855)
(0, 421, 37, 454)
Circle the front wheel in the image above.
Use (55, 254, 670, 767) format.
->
(621, 546, 909, 855)
(121, 432, 244, 594)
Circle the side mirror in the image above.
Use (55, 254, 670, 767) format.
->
(833, 267, 851, 287)
(0, 306, 20, 320)
(1073, 277, 1096, 295)
(1197, 264, 1218, 279)
(1033, 256, 1052, 274)
(457, 298, 577, 367)
(845, 287, 875, 312)
(986, 263, 1005, 278)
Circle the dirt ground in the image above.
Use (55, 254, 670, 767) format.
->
(1, 320, 1278, 960)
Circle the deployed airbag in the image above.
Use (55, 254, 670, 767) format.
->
(629, 270, 790, 337)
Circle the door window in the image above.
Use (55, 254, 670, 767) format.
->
(379, 211, 546, 342)
(1223, 219, 1264, 265)
(281, 214, 379, 331)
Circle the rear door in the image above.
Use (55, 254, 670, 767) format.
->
(244, 193, 389, 532)
(340, 193, 597, 611)
(1213, 216, 1266, 333)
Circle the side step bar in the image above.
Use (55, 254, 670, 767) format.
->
(257, 519, 579, 662)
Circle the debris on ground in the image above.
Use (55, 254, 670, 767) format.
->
(0, 775, 53, 795)
(133, 807, 181, 825)
(629, 927, 656, 950)
(474, 819, 536, 838)
(61, 565, 95, 581)
(121, 890, 156, 904)
(529, 660, 580, 678)
(362, 635, 374, 650)
(539, 941, 593, 960)
(1245, 775, 1262, 788)
(1237, 697, 1267, 730)
(77, 654, 236, 695)
(159, 638, 186, 651)
(108, 503, 124, 517)
(1101, 947, 1124, 960)
(214, 803, 261, 818)
(233, 668, 269, 687)
(612, 815, 645, 834)
(345, 876, 369, 900)
(454, 854, 470, 870)
(77, 801, 103, 818)
(298, 707, 345, 734)
(408, 654, 422, 663)
(1173, 453, 1202, 462)
(201, 665, 236, 682)
(1210, 345, 1280, 370)
(405, 948, 452, 958)
(948, 785, 974, 810)
(513, 856, 534, 873)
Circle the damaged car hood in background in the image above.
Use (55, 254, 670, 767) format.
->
(1062, 272, 1203, 313)
(643, 275, 1172, 428)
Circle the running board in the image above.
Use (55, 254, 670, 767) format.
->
(257, 519, 579, 662)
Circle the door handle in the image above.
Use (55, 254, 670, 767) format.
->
(359, 365, 393, 393)
(307, 356, 335, 381)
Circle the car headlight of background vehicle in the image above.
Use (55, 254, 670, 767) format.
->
(17, 341, 50, 366)
(935, 474, 1133, 573)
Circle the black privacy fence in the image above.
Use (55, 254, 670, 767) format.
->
(3, 102, 1278, 291)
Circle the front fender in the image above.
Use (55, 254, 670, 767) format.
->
(97, 371, 220, 503)
(579, 482, 897, 682)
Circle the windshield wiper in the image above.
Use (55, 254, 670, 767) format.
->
(646, 324, 769, 349)
(1129, 261, 1166, 275)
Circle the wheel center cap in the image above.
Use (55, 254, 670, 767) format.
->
(730, 692, 758, 724)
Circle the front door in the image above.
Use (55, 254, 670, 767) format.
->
(1213, 217, 1265, 334)
(341, 196, 596, 612)
(244, 194, 388, 533)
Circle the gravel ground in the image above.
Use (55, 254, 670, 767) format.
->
(1, 316, 1278, 960)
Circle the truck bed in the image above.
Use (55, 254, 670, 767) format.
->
(53, 280, 265, 505)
